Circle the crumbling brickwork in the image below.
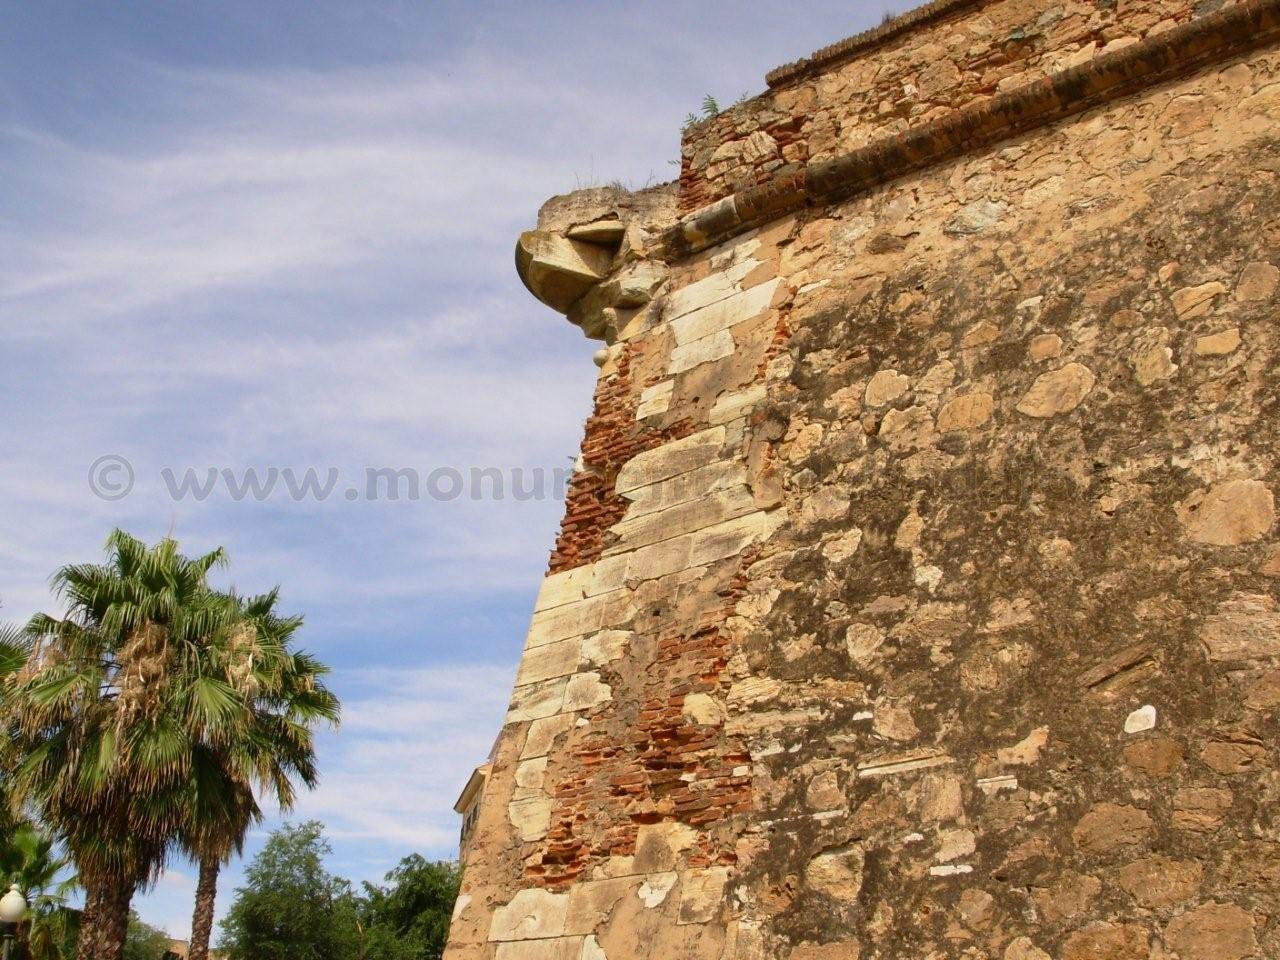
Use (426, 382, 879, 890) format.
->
(679, 0, 1246, 214)
(446, 1, 1280, 957)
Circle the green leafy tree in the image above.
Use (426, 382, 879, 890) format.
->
(0, 821, 78, 960)
(360, 857, 460, 960)
(182, 591, 339, 960)
(1, 531, 238, 960)
(121, 914, 171, 960)
(1, 532, 339, 960)
(219, 822, 359, 960)
(0, 611, 29, 839)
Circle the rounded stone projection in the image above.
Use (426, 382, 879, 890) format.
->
(515, 229, 615, 315)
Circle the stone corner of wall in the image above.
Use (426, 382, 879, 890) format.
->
(515, 182, 679, 345)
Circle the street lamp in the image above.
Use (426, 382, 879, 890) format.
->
(0, 884, 26, 960)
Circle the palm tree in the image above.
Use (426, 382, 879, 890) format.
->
(181, 590, 339, 960)
(2, 530, 236, 960)
(0, 822, 78, 960)
(1, 615, 30, 837)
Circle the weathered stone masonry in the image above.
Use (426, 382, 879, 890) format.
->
(447, 1, 1280, 957)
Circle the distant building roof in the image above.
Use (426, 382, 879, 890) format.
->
(454, 763, 492, 814)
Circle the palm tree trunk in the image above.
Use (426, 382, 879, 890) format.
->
(188, 856, 220, 960)
(76, 875, 133, 960)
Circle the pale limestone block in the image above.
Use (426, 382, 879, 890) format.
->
(507, 677, 569, 724)
(998, 727, 1049, 766)
(1180, 479, 1275, 546)
(490, 888, 570, 941)
(534, 565, 595, 613)
(1171, 281, 1227, 318)
(513, 757, 547, 799)
(1022, 174, 1066, 208)
(795, 485, 850, 530)
(587, 555, 629, 597)
(495, 938, 584, 960)
(710, 384, 767, 424)
(452, 894, 472, 922)
(1236, 261, 1278, 301)
(688, 510, 784, 567)
(805, 845, 863, 900)
(963, 323, 999, 350)
(668, 330, 735, 375)
(917, 359, 957, 393)
(682, 693, 726, 726)
(1005, 938, 1051, 960)
(894, 507, 924, 551)
(945, 199, 1007, 235)
(581, 630, 630, 667)
(507, 796, 551, 842)
(623, 461, 747, 519)
(517, 230, 612, 313)
(726, 677, 782, 706)
(824, 528, 863, 564)
(727, 706, 825, 739)
(936, 829, 976, 863)
(805, 770, 843, 812)
(663, 257, 757, 320)
(565, 877, 636, 936)
(930, 864, 973, 877)
(1016, 363, 1096, 418)
(614, 427, 726, 495)
(1029, 333, 1063, 360)
(913, 564, 943, 592)
(624, 533, 695, 583)
(919, 774, 964, 823)
(1201, 594, 1280, 661)
(936, 391, 994, 432)
(566, 219, 625, 244)
(526, 591, 621, 650)
(872, 702, 918, 742)
(606, 485, 757, 552)
(563, 672, 612, 712)
(677, 868, 731, 925)
(516, 637, 583, 686)
(670, 278, 780, 345)
(634, 822, 698, 873)
(846, 623, 885, 665)
(857, 749, 953, 779)
(1125, 705, 1158, 734)
(878, 405, 935, 448)
(522, 713, 575, 759)
(1195, 328, 1241, 356)
(637, 872, 678, 908)
(787, 422, 825, 463)
(635, 380, 674, 420)
(823, 384, 863, 418)
(865, 369, 911, 407)
(977, 775, 1018, 796)
(1132, 342, 1178, 386)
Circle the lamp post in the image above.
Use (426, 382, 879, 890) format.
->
(0, 884, 26, 960)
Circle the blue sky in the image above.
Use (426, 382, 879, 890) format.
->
(0, 0, 898, 941)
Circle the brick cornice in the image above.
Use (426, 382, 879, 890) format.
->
(661, 0, 1280, 262)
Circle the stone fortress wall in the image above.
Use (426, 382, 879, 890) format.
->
(445, 1, 1280, 958)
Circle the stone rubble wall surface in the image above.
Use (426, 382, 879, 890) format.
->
(679, 0, 1243, 215)
(443, 19, 1280, 960)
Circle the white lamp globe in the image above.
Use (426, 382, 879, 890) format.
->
(0, 885, 25, 924)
